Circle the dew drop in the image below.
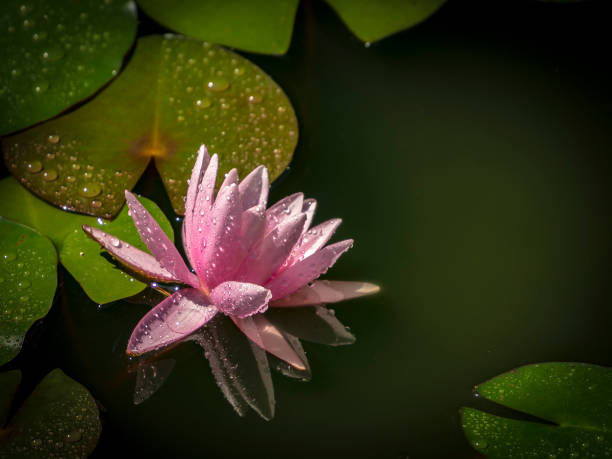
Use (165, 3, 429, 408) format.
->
(41, 169, 58, 181)
(65, 175, 76, 183)
(34, 80, 49, 94)
(90, 200, 102, 209)
(110, 237, 121, 248)
(18, 280, 31, 289)
(233, 67, 245, 76)
(206, 78, 229, 92)
(78, 183, 101, 198)
(41, 46, 64, 62)
(26, 160, 42, 173)
(247, 94, 263, 104)
(2, 252, 17, 262)
(194, 98, 211, 109)
(47, 134, 60, 144)
(65, 430, 82, 443)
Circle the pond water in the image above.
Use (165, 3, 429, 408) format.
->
(3, 1, 612, 457)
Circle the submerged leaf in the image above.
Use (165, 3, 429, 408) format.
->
(0, 371, 21, 427)
(0, 217, 57, 365)
(4, 35, 298, 218)
(60, 195, 174, 304)
(0, 0, 137, 135)
(136, 0, 300, 55)
(0, 369, 101, 458)
(462, 362, 612, 458)
(325, 0, 447, 43)
(132, 358, 176, 405)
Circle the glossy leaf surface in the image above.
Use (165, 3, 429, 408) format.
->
(0, 177, 96, 249)
(136, 0, 300, 55)
(60, 195, 174, 304)
(462, 363, 612, 458)
(325, 0, 447, 43)
(0, 0, 137, 135)
(0, 369, 101, 458)
(4, 35, 298, 218)
(0, 218, 56, 365)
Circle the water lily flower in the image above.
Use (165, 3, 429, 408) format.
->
(83, 145, 378, 371)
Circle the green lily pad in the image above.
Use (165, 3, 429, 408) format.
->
(0, 369, 101, 458)
(0, 0, 138, 135)
(136, 0, 300, 55)
(0, 177, 97, 249)
(325, 0, 447, 44)
(461, 362, 612, 458)
(60, 194, 174, 304)
(3, 34, 299, 218)
(0, 217, 57, 365)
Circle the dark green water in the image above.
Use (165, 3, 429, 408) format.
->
(5, 1, 612, 457)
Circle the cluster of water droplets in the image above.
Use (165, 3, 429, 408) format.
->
(7, 370, 101, 457)
(0, 236, 54, 355)
(0, 0, 137, 132)
(157, 37, 298, 211)
(6, 134, 134, 218)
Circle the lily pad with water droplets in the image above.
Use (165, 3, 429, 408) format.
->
(3, 34, 299, 219)
(325, 0, 447, 44)
(0, 217, 57, 366)
(461, 362, 612, 458)
(60, 194, 175, 304)
(0, 0, 138, 135)
(136, 0, 300, 55)
(0, 369, 101, 458)
(0, 177, 98, 249)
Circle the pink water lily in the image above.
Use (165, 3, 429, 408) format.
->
(83, 145, 378, 370)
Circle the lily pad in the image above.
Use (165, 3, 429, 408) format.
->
(0, 177, 96, 249)
(461, 362, 612, 458)
(136, 0, 300, 55)
(325, 0, 447, 44)
(0, 0, 138, 135)
(0, 217, 57, 365)
(0, 369, 101, 458)
(3, 34, 299, 218)
(60, 194, 174, 304)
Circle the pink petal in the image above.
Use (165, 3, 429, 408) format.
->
(265, 239, 354, 300)
(239, 165, 269, 210)
(302, 198, 317, 232)
(125, 191, 198, 288)
(271, 280, 380, 307)
(240, 205, 265, 255)
(278, 218, 342, 273)
(183, 145, 210, 258)
(193, 183, 244, 289)
(264, 192, 303, 234)
(127, 288, 218, 356)
(189, 153, 219, 266)
(82, 225, 180, 283)
(236, 213, 307, 285)
(219, 168, 239, 193)
(232, 316, 307, 370)
(210, 281, 271, 318)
